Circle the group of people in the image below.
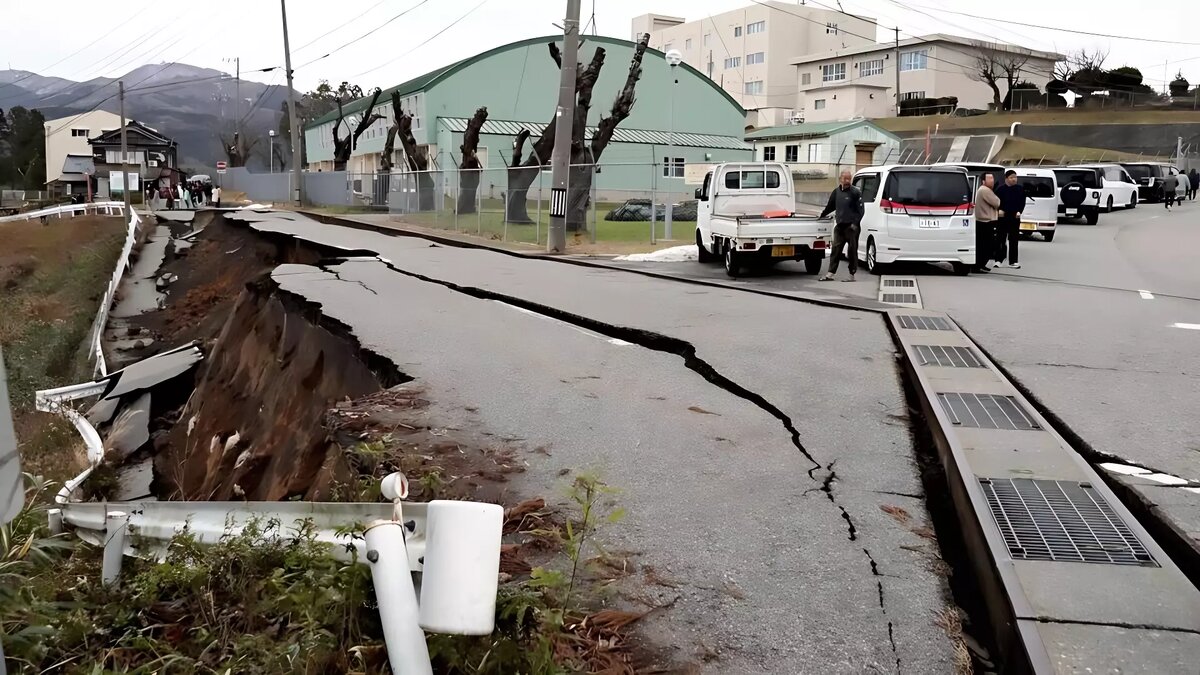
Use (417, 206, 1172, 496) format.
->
(973, 171, 1027, 272)
(144, 180, 220, 210)
(1161, 168, 1199, 209)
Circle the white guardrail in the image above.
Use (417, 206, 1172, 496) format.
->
(0, 200, 125, 224)
(88, 206, 141, 378)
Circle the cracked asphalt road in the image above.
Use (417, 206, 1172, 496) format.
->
(232, 211, 959, 672)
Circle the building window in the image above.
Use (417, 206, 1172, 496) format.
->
(901, 91, 926, 101)
(663, 157, 684, 178)
(859, 58, 884, 77)
(808, 144, 822, 162)
(71, 128, 89, 137)
(826, 22, 838, 34)
(747, 52, 765, 65)
(685, 38, 692, 49)
(900, 49, 928, 71)
(747, 21, 765, 34)
(814, 99, 826, 110)
(785, 145, 799, 162)
(801, 72, 811, 85)
(733, 26, 742, 37)
(763, 146, 776, 161)
(821, 63, 846, 82)
(724, 56, 741, 69)
(704, 33, 711, 46)
(744, 80, 764, 95)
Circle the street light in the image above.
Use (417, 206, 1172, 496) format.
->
(665, 48, 682, 241)
(269, 129, 276, 173)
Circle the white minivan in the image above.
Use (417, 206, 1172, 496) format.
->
(852, 165, 975, 275)
(1076, 163, 1139, 211)
(1010, 168, 1059, 242)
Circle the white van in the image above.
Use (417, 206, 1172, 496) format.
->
(1009, 168, 1059, 242)
(852, 165, 975, 275)
(1076, 163, 1139, 211)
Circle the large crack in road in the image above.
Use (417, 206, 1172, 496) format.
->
(314, 253, 905, 672)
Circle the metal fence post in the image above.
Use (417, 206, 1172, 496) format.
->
(536, 169, 543, 245)
(651, 160, 658, 245)
(365, 519, 434, 675)
(476, 169, 482, 236)
(591, 169, 598, 245)
(102, 510, 129, 585)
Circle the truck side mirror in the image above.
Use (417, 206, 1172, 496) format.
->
(695, 188, 706, 201)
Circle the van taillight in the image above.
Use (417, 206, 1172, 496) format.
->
(953, 202, 974, 216)
(880, 199, 905, 214)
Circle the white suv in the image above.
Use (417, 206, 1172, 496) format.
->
(1076, 163, 1139, 211)
(852, 165, 975, 275)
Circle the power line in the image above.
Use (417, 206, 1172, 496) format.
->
(297, 0, 432, 69)
(352, 0, 492, 79)
(293, 0, 390, 54)
(905, 3, 1200, 46)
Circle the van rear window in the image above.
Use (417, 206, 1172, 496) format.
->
(884, 171, 970, 206)
(1017, 176, 1055, 198)
(1123, 165, 1152, 180)
(1053, 169, 1099, 188)
(725, 170, 781, 190)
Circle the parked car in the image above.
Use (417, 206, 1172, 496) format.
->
(1075, 163, 1139, 211)
(694, 162, 831, 277)
(1009, 168, 1059, 242)
(1119, 161, 1179, 203)
(1049, 167, 1102, 225)
(604, 199, 665, 221)
(852, 165, 975, 275)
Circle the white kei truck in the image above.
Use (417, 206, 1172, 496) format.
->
(693, 162, 832, 278)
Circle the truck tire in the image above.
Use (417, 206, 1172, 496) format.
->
(1085, 209, 1099, 225)
(1042, 231, 1055, 242)
(804, 251, 823, 275)
(724, 244, 742, 278)
(696, 229, 714, 263)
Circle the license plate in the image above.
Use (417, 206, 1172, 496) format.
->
(917, 219, 940, 229)
(771, 245, 795, 257)
(1020, 222, 1037, 231)
(1065, 208, 1077, 215)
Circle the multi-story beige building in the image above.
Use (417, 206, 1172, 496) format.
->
(632, 2, 877, 127)
(43, 110, 122, 195)
(791, 34, 1062, 123)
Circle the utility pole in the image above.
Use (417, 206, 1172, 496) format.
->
(234, 57, 241, 139)
(119, 81, 131, 218)
(894, 27, 901, 117)
(547, 0, 581, 253)
(281, 0, 303, 206)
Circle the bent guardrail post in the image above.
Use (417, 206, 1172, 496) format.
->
(102, 510, 129, 585)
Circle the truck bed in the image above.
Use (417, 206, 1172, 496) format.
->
(710, 213, 830, 241)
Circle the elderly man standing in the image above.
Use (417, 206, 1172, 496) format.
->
(974, 173, 1000, 273)
(818, 170, 865, 282)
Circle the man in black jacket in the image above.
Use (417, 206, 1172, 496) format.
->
(818, 170, 865, 281)
(993, 170, 1027, 269)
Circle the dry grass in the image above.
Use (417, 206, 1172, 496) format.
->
(934, 606, 975, 675)
(0, 214, 126, 481)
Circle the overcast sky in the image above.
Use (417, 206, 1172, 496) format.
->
(2, 0, 1199, 93)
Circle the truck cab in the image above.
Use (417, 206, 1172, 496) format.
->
(695, 162, 830, 277)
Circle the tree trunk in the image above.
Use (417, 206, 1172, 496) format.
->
(457, 107, 488, 214)
(396, 101, 435, 212)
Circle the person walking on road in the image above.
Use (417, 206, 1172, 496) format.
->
(818, 170, 865, 282)
(993, 170, 1026, 269)
(1189, 169, 1199, 200)
(1163, 172, 1178, 210)
(974, 173, 1000, 273)
(212, 185, 222, 209)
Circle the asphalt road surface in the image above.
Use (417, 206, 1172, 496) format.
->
(600, 202, 1200, 543)
(232, 211, 960, 672)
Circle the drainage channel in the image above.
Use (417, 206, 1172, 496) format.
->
(889, 308, 1200, 673)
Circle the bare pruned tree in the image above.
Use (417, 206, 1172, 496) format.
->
(219, 132, 260, 168)
(505, 33, 650, 229)
(968, 42, 1031, 110)
(457, 106, 488, 214)
(332, 88, 383, 171)
(392, 90, 436, 211)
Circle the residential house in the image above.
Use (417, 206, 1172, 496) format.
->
(745, 120, 901, 178)
(632, 2, 877, 127)
(791, 34, 1062, 123)
(88, 121, 179, 198)
(43, 110, 122, 197)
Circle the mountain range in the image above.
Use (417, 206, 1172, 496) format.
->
(0, 63, 295, 170)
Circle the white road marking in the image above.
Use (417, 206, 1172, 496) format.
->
(1138, 290, 1155, 300)
(1100, 462, 1150, 476)
(495, 301, 631, 346)
(1172, 323, 1200, 330)
(1142, 473, 1191, 486)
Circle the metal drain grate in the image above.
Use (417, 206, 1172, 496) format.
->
(936, 392, 1040, 430)
(978, 478, 1157, 566)
(897, 315, 952, 331)
(883, 293, 919, 304)
(883, 279, 916, 288)
(916, 345, 984, 368)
